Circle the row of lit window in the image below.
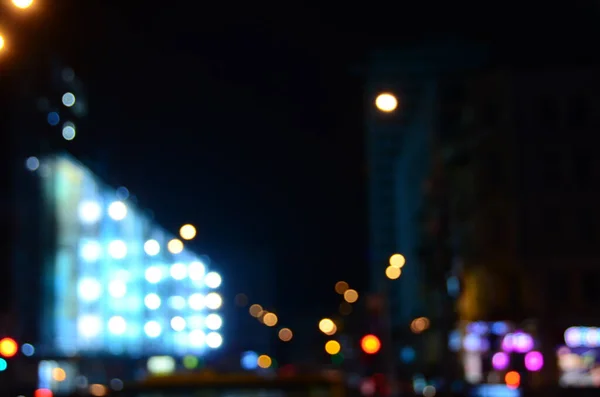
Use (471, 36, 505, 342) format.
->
(77, 315, 223, 348)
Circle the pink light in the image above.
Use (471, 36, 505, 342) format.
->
(492, 352, 509, 370)
(524, 351, 543, 371)
(503, 332, 534, 353)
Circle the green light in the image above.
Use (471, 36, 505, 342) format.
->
(183, 355, 199, 369)
(0, 358, 7, 371)
(331, 353, 344, 365)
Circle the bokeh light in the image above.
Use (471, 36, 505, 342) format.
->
(319, 318, 336, 334)
(325, 340, 341, 355)
(278, 328, 293, 342)
(249, 304, 263, 317)
(257, 354, 272, 369)
(389, 253, 406, 268)
(410, 317, 430, 334)
(52, 367, 66, 382)
(343, 289, 359, 303)
(339, 302, 352, 315)
(361, 334, 381, 354)
(167, 238, 184, 254)
(0, 338, 18, 358)
(12, 0, 34, 9)
(375, 93, 398, 112)
(524, 351, 544, 371)
(179, 224, 197, 240)
(334, 281, 349, 294)
(263, 312, 278, 327)
(505, 371, 520, 389)
(385, 266, 401, 279)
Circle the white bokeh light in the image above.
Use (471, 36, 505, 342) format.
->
(170, 316, 186, 332)
(188, 316, 203, 329)
(107, 316, 127, 335)
(169, 296, 186, 310)
(205, 313, 222, 331)
(205, 292, 222, 310)
(78, 278, 102, 302)
(62, 92, 76, 107)
(78, 315, 102, 339)
(80, 240, 101, 262)
(206, 332, 223, 349)
(204, 272, 222, 289)
(145, 266, 162, 284)
(144, 321, 162, 338)
(108, 280, 127, 298)
(78, 201, 102, 224)
(62, 124, 76, 141)
(108, 240, 127, 259)
(188, 261, 205, 281)
(144, 293, 161, 310)
(188, 293, 205, 310)
(170, 263, 187, 280)
(108, 201, 127, 221)
(144, 239, 160, 256)
(189, 330, 205, 347)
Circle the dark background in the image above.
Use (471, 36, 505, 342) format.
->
(4, 0, 600, 321)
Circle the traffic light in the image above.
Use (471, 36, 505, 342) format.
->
(0, 338, 18, 358)
(361, 334, 381, 355)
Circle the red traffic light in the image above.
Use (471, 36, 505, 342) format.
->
(361, 334, 381, 354)
(0, 338, 18, 358)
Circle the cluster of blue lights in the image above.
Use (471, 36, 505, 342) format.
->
(45, 156, 223, 356)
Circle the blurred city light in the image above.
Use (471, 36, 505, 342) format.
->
(62, 92, 76, 107)
(249, 304, 263, 317)
(179, 224, 197, 240)
(241, 351, 258, 370)
(375, 93, 398, 112)
(47, 111, 59, 126)
(167, 238, 184, 254)
(204, 271, 222, 288)
(0, 358, 6, 371)
(34, 389, 52, 397)
(389, 253, 406, 268)
(107, 201, 127, 221)
(143, 239, 160, 256)
(334, 281, 349, 294)
(385, 265, 401, 280)
(257, 354, 272, 369)
(26, 156, 40, 171)
(319, 318, 335, 334)
(524, 351, 544, 371)
(21, 343, 35, 356)
(505, 371, 520, 389)
(0, 34, 4, 51)
(343, 289, 359, 303)
(339, 302, 352, 315)
(278, 328, 293, 342)
(205, 292, 222, 309)
(325, 340, 341, 355)
(263, 312, 278, 327)
(12, 0, 34, 9)
(52, 367, 66, 382)
(62, 122, 76, 141)
(0, 337, 18, 357)
(410, 317, 430, 334)
(361, 334, 381, 354)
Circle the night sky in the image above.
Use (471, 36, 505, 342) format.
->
(5, 1, 599, 323)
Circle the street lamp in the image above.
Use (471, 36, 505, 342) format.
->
(11, 0, 34, 9)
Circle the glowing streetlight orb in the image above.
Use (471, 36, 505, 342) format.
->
(278, 328, 293, 342)
(0, 35, 5, 51)
(263, 312, 278, 327)
(343, 289, 359, 303)
(167, 238, 184, 254)
(334, 281, 349, 295)
(385, 266, 401, 280)
(389, 253, 406, 268)
(12, 0, 34, 9)
(319, 318, 335, 334)
(325, 340, 341, 355)
(375, 93, 398, 112)
(179, 224, 197, 240)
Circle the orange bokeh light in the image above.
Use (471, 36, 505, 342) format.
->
(361, 334, 381, 354)
(0, 338, 18, 358)
(505, 371, 520, 389)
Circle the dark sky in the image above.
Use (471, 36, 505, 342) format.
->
(5, 0, 599, 323)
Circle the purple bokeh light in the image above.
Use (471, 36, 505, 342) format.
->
(502, 332, 534, 353)
(524, 351, 544, 371)
(492, 352, 509, 370)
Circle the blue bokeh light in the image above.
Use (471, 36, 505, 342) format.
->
(47, 111, 60, 126)
(241, 351, 258, 370)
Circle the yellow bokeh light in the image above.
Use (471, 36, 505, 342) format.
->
(385, 266, 401, 280)
(319, 318, 335, 334)
(257, 354, 272, 369)
(375, 93, 398, 112)
(263, 312, 278, 327)
(52, 367, 66, 382)
(249, 304, 263, 317)
(325, 340, 341, 355)
(179, 224, 197, 240)
(0, 35, 5, 51)
(325, 323, 338, 336)
(334, 281, 349, 295)
(12, 0, 34, 9)
(389, 253, 406, 268)
(278, 328, 293, 342)
(343, 289, 359, 303)
(167, 238, 184, 254)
